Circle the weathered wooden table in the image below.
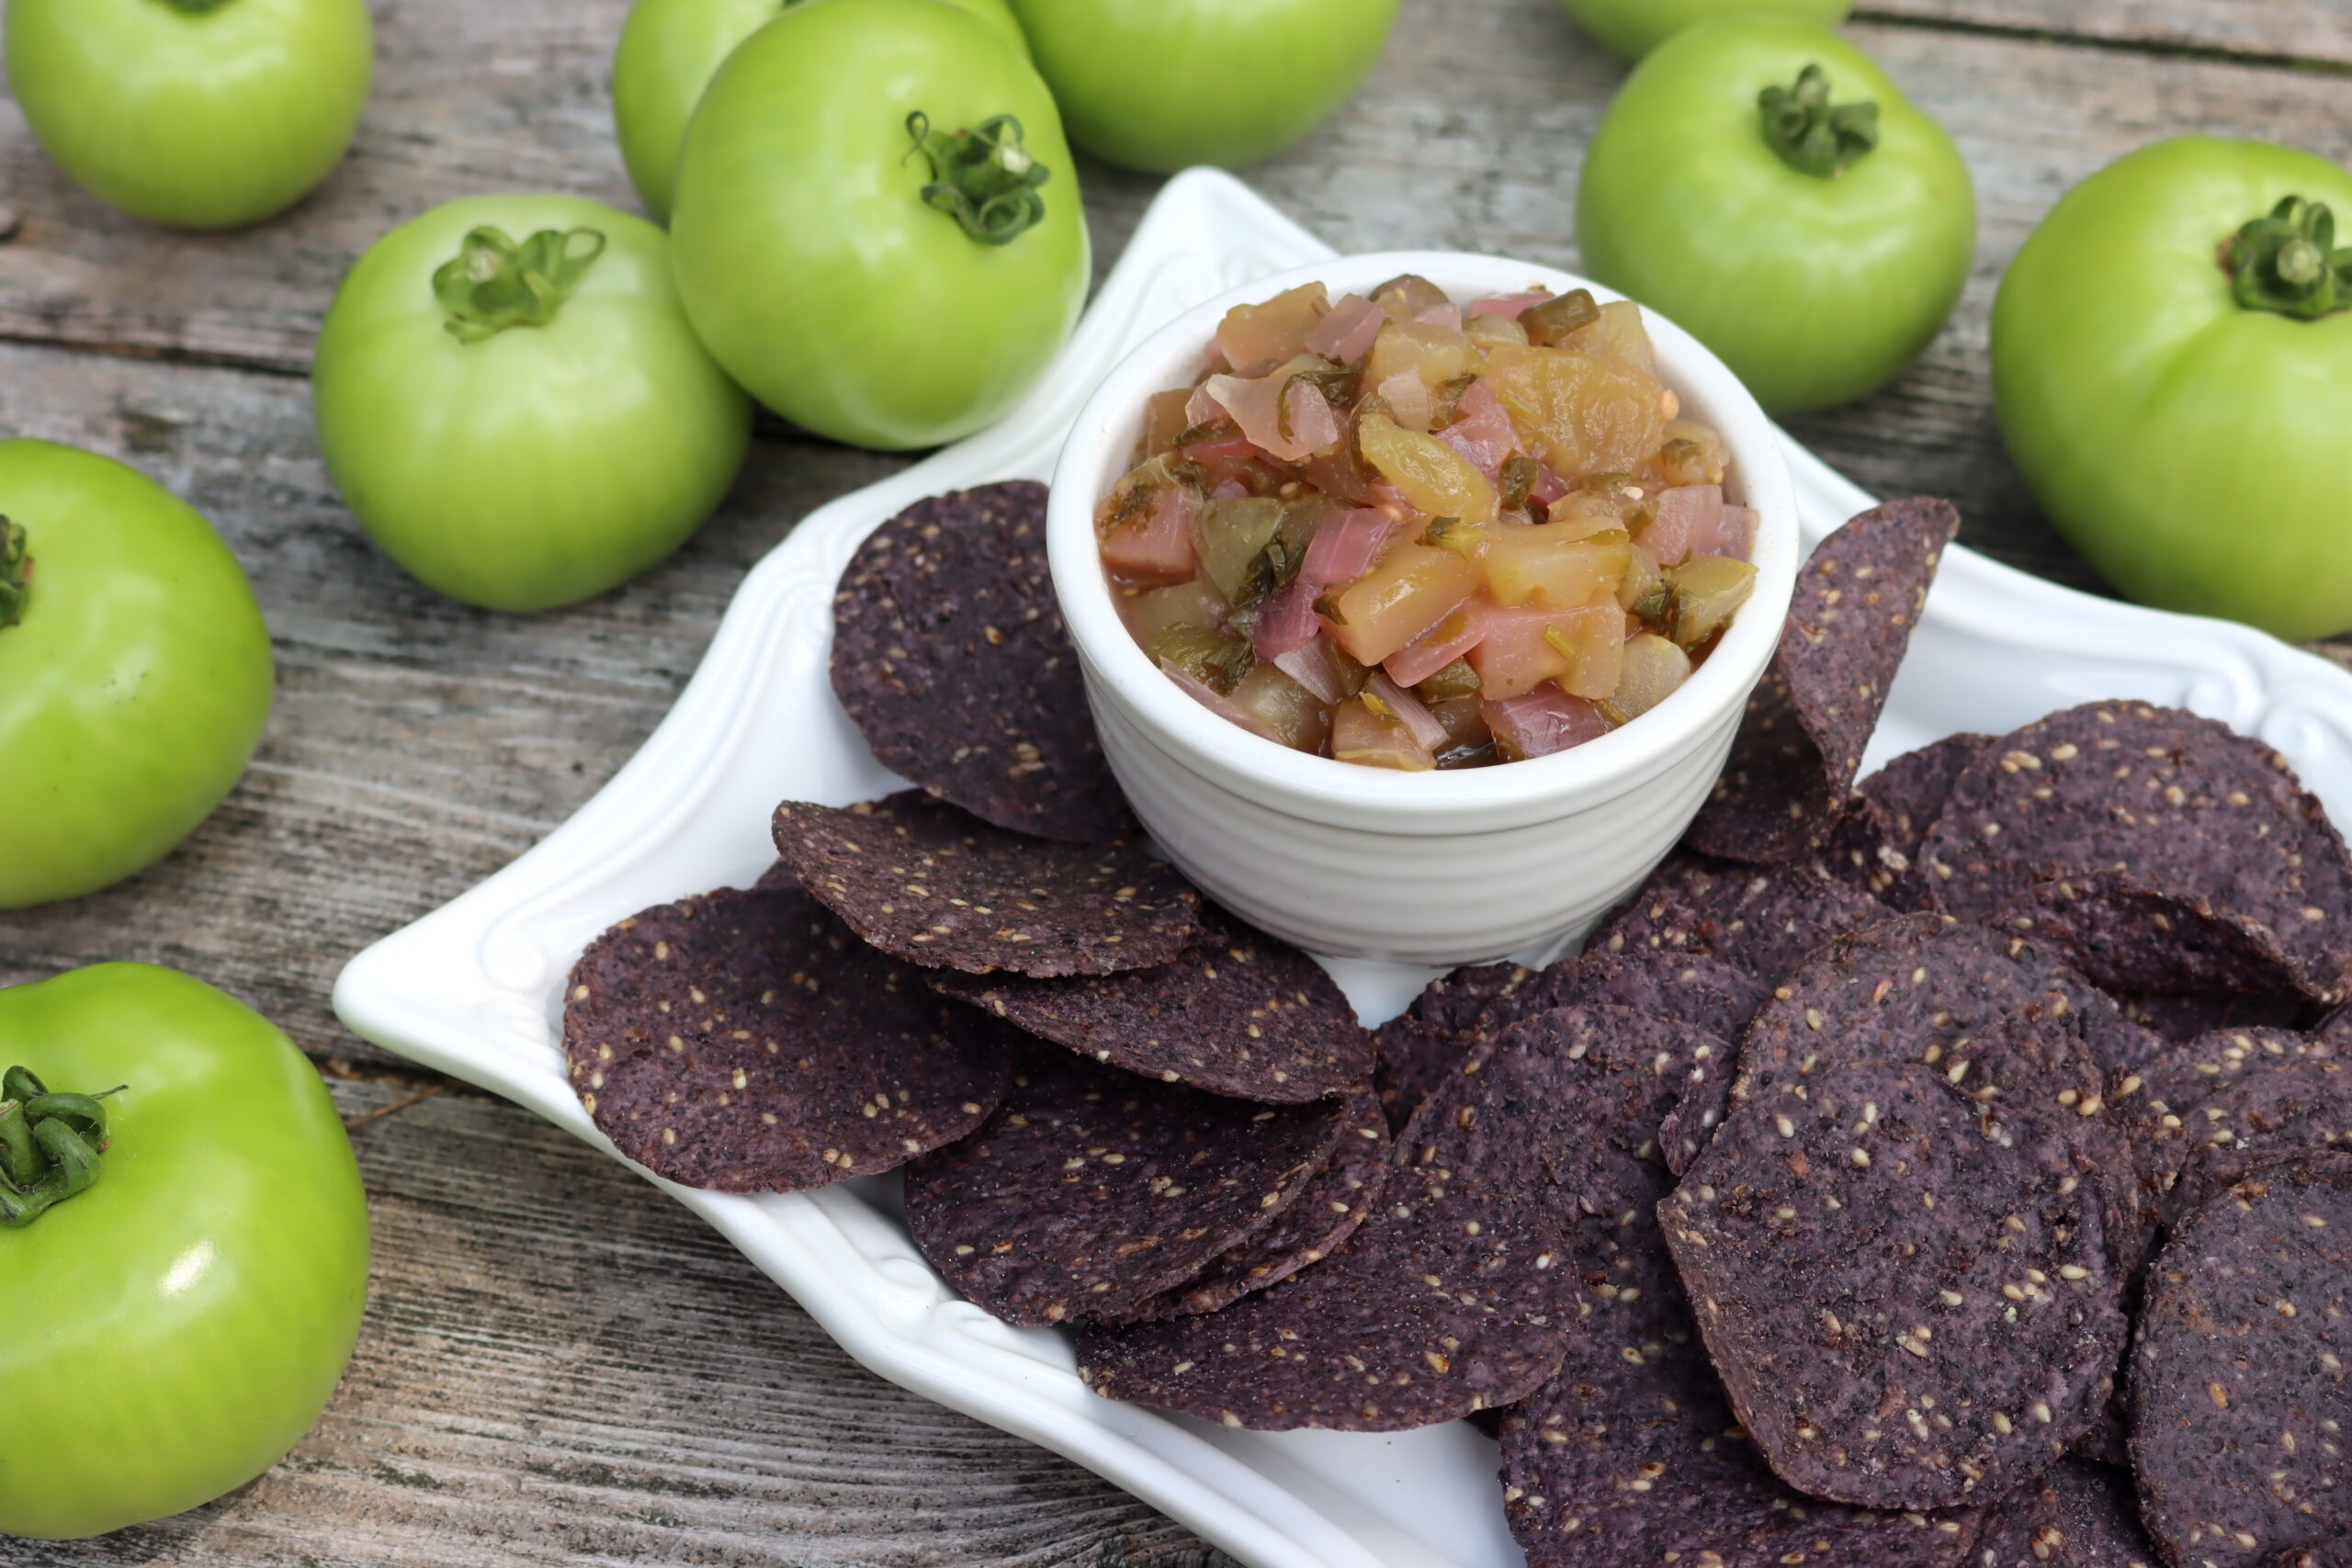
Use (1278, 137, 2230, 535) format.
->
(4, 1, 2348, 1561)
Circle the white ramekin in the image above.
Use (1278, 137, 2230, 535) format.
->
(1046, 252, 1798, 966)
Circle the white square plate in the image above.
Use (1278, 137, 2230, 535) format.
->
(335, 169, 2352, 1568)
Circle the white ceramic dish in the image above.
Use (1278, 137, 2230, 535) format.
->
(335, 168, 2352, 1568)
(1048, 253, 1797, 965)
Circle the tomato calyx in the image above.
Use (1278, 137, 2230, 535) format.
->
(0, 519, 27, 632)
(430, 225, 609, 344)
(2222, 196, 2352, 321)
(903, 112, 1051, 246)
(0, 1066, 119, 1229)
(1758, 64, 1878, 179)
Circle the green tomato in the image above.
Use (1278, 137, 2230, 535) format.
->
(313, 193, 752, 612)
(0, 442, 273, 910)
(1994, 138, 2352, 642)
(1561, 0, 1852, 60)
(1576, 19, 1975, 413)
(612, 0, 1029, 225)
(672, 0, 1088, 450)
(1008, 0, 1399, 173)
(0, 964, 369, 1539)
(5, 0, 370, 231)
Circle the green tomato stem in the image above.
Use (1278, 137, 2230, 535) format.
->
(431, 226, 608, 344)
(0, 518, 26, 632)
(903, 112, 1052, 246)
(2222, 196, 2352, 321)
(1758, 64, 1879, 179)
(0, 1066, 116, 1229)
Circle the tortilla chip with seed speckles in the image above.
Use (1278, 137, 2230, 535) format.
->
(2147, 1056, 2352, 1224)
(927, 915, 1374, 1102)
(900, 1050, 1345, 1326)
(1123, 1087, 1393, 1322)
(1969, 1458, 2160, 1568)
(1073, 1164, 1566, 1431)
(1817, 732, 1994, 909)
(562, 882, 1013, 1192)
(1662, 1058, 2129, 1511)
(1685, 496, 1959, 865)
(831, 482, 1130, 843)
(1921, 702, 2352, 1006)
(2128, 1152, 2352, 1568)
(1594, 849, 1889, 985)
(770, 791, 1205, 977)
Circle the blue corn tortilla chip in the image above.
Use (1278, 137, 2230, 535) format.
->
(563, 882, 1012, 1192)
(1818, 733, 1994, 909)
(1662, 1057, 2129, 1511)
(831, 482, 1128, 842)
(1920, 703, 2352, 1007)
(1373, 1010, 1470, 1134)
(1073, 1164, 1568, 1431)
(1685, 497, 1960, 865)
(901, 1050, 1346, 1325)
(1591, 850, 1886, 985)
(1124, 1087, 1392, 1321)
(2129, 1152, 2352, 1568)
(1970, 1460, 2159, 1568)
(771, 791, 1206, 977)
(927, 914, 1374, 1103)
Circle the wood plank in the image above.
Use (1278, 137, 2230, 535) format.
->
(0, 337, 901, 1067)
(1859, 1, 2352, 68)
(0, 1077, 1227, 1566)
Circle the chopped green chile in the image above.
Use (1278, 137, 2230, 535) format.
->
(1371, 274, 1450, 321)
(1619, 543, 1669, 625)
(1664, 555, 1758, 649)
(1149, 625, 1255, 694)
(1420, 516, 1477, 556)
(1598, 633, 1691, 725)
(1417, 658, 1483, 704)
(1498, 454, 1542, 513)
(1173, 414, 1245, 453)
(1518, 288, 1602, 347)
(1430, 373, 1479, 429)
(1278, 364, 1363, 444)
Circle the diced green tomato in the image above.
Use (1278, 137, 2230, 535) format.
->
(1665, 554, 1758, 649)
(1119, 578, 1227, 647)
(1519, 289, 1600, 346)
(1485, 344, 1667, 482)
(1364, 318, 1481, 399)
(1139, 388, 1193, 457)
(1227, 662, 1329, 752)
(1600, 632, 1691, 724)
(1330, 696, 1434, 771)
(1556, 299, 1657, 373)
(1371, 274, 1450, 321)
(1541, 604, 1626, 698)
(1195, 496, 1286, 602)
(1428, 694, 1490, 750)
(1465, 313, 1531, 349)
(1619, 542, 1669, 624)
(1483, 526, 1632, 609)
(1217, 282, 1329, 372)
(1417, 656, 1483, 704)
(1356, 408, 1499, 525)
(1150, 624, 1254, 692)
(1324, 543, 1481, 666)
(1652, 420, 1726, 487)
(1466, 606, 1576, 700)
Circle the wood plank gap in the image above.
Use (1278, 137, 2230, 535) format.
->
(1853, 7, 2352, 76)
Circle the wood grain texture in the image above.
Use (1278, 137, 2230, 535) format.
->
(3, 0, 2351, 1562)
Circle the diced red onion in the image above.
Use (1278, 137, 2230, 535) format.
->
(1206, 368, 1335, 463)
(1705, 504, 1758, 561)
(1207, 477, 1250, 501)
(1413, 301, 1464, 332)
(1368, 671, 1450, 752)
(1529, 462, 1569, 507)
(1184, 385, 1227, 426)
(1273, 638, 1347, 704)
(1377, 370, 1435, 433)
(1252, 580, 1322, 660)
(1305, 295, 1383, 363)
(1469, 290, 1553, 319)
(1435, 378, 1516, 480)
(1384, 602, 1490, 687)
(1298, 508, 1394, 590)
(1644, 484, 1722, 569)
(1099, 480, 1198, 580)
(1164, 663, 1281, 741)
(1482, 685, 1611, 759)
(1282, 378, 1343, 455)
